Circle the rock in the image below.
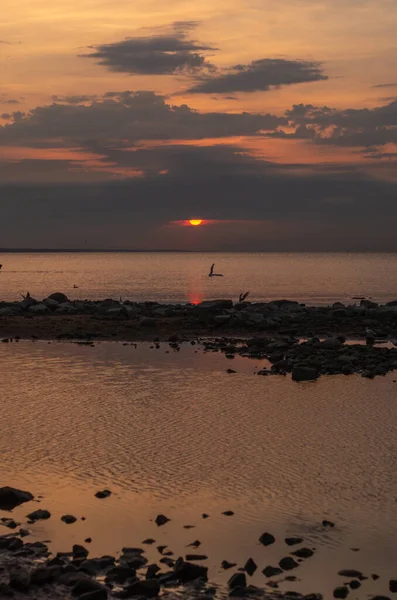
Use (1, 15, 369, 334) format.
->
(95, 489, 111, 499)
(349, 581, 361, 590)
(371, 597, 391, 600)
(49, 292, 69, 303)
(61, 514, 77, 524)
(174, 559, 208, 582)
(372, 574, 380, 580)
(263, 566, 283, 578)
(223, 510, 234, 516)
(29, 303, 50, 314)
(202, 513, 209, 519)
(26, 509, 51, 521)
(0, 536, 23, 551)
(322, 520, 335, 527)
(222, 561, 237, 570)
(0, 486, 34, 510)
(322, 337, 343, 349)
(258, 532, 275, 546)
(198, 300, 233, 311)
(19, 528, 30, 537)
(226, 369, 236, 374)
(292, 548, 314, 559)
(389, 580, 397, 593)
(338, 570, 363, 579)
(30, 566, 62, 585)
(72, 579, 107, 597)
(360, 299, 379, 309)
(79, 591, 108, 600)
(292, 366, 318, 382)
(73, 544, 89, 558)
(244, 558, 257, 576)
(85, 538, 92, 543)
(228, 573, 247, 589)
(43, 297, 59, 310)
(187, 540, 201, 548)
(142, 538, 156, 545)
(146, 564, 160, 579)
(155, 514, 170, 526)
(285, 537, 304, 546)
(106, 565, 136, 584)
(122, 579, 160, 598)
(279, 557, 299, 571)
(333, 586, 349, 599)
(0, 583, 14, 597)
(185, 554, 208, 561)
(140, 317, 157, 327)
(9, 572, 30, 593)
(214, 314, 231, 324)
(2, 518, 18, 529)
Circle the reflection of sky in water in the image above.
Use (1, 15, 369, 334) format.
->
(1, 341, 397, 598)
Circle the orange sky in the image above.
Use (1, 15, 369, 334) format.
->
(1, 0, 397, 249)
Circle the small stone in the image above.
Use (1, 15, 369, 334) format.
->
(226, 369, 236, 374)
(95, 489, 111, 499)
(390, 580, 397, 593)
(78, 591, 108, 600)
(263, 566, 283, 578)
(123, 579, 160, 598)
(338, 570, 363, 579)
(349, 580, 361, 590)
(85, 538, 92, 543)
(372, 574, 380, 580)
(183, 525, 195, 529)
(187, 540, 201, 548)
(19, 528, 30, 537)
(292, 547, 314, 559)
(185, 554, 208, 561)
(259, 532, 275, 546)
(174, 559, 208, 582)
(155, 514, 170, 526)
(322, 520, 335, 527)
(333, 587, 349, 599)
(202, 513, 209, 519)
(285, 537, 304, 546)
(244, 558, 257, 576)
(279, 557, 299, 571)
(72, 544, 89, 558)
(26, 509, 51, 521)
(222, 561, 237, 570)
(61, 514, 77, 524)
(222, 511, 234, 516)
(142, 538, 156, 544)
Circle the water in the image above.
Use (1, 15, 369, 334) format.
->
(0, 252, 397, 305)
(1, 341, 397, 598)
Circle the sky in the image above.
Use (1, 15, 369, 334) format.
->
(1, 0, 397, 250)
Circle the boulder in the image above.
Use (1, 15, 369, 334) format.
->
(0, 486, 34, 510)
(228, 572, 247, 589)
(389, 580, 397, 593)
(198, 299, 233, 311)
(285, 537, 304, 546)
(26, 509, 51, 521)
(258, 532, 275, 546)
(174, 559, 208, 582)
(123, 579, 160, 598)
(291, 366, 318, 382)
(333, 586, 349, 599)
(279, 557, 299, 571)
(263, 566, 283, 578)
(48, 292, 69, 303)
(291, 547, 314, 559)
(43, 297, 60, 309)
(29, 303, 50, 314)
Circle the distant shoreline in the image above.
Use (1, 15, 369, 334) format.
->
(1, 249, 397, 254)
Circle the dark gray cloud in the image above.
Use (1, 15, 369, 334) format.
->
(280, 99, 397, 147)
(186, 58, 327, 94)
(1, 145, 397, 250)
(0, 91, 286, 146)
(82, 21, 215, 75)
(372, 82, 397, 88)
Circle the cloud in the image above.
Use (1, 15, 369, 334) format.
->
(372, 82, 397, 88)
(51, 95, 98, 104)
(186, 58, 327, 94)
(281, 99, 397, 147)
(82, 21, 215, 75)
(0, 91, 286, 146)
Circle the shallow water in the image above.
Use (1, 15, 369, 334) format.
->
(1, 251, 397, 305)
(1, 341, 397, 598)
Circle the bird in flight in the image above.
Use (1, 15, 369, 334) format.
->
(209, 263, 223, 277)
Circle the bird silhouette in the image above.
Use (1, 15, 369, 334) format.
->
(209, 263, 223, 277)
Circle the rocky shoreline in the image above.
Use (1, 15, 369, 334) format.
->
(1, 293, 397, 379)
(1, 486, 395, 600)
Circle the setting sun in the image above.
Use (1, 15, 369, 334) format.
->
(189, 219, 202, 226)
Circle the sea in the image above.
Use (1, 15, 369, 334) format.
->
(0, 251, 397, 304)
(1, 253, 397, 599)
